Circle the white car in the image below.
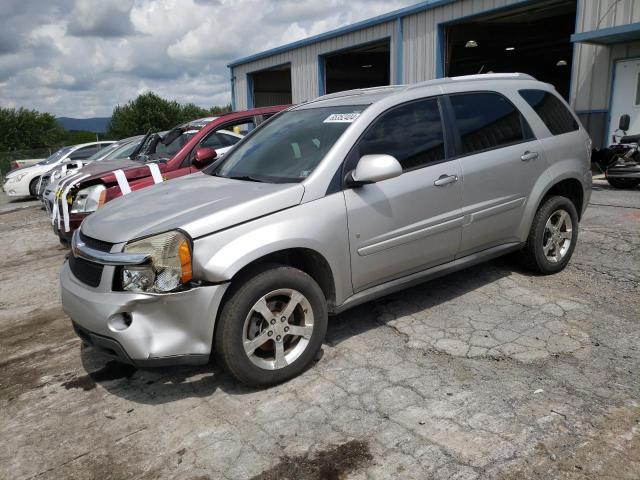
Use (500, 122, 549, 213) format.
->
(2, 141, 114, 197)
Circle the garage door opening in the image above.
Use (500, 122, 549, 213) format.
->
(443, 0, 576, 99)
(322, 40, 390, 95)
(250, 64, 292, 107)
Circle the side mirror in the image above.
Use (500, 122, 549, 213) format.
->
(346, 154, 402, 187)
(193, 147, 217, 167)
(619, 114, 630, 132)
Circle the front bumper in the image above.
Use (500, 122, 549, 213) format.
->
(2, 179, 28, 196)
(54, 212, 88, 244)
(61, 261, 229, 365)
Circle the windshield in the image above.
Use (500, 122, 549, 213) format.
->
(38, 147, 73, 165)
(85, 142, 120, 162)
(134, 129, 197, 163)
(213, 106, 365, 183)
(107, 138, 142, 160)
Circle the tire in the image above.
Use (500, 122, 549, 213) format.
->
(214, 265, 328, 387)
(29, 177, 40, 197)
(518, 195, 579, 275)
(607, 177, 640, 189)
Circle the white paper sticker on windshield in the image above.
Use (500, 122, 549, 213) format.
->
(323, 112, 361, 123)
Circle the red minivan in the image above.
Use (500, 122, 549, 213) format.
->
(53, 105, 288, 244)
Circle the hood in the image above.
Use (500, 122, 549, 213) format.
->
(5, 164, 41, 178)
(81, 172, 305, 243)
(75, 158, 140, 179)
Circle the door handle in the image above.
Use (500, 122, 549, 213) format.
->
(434, 174, 458, 186)
(521, 151, 539, 161)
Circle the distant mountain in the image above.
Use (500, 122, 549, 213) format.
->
(56, 117, 111, 133)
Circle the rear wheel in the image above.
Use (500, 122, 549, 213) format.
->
(607, 177, 640, 189)
(29, 177, 40, 197)
(518, 195, 579, 275)
(214, 266, 327, 387)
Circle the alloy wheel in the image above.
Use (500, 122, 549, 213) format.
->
(242, 288, 314, 370)
(542, 209, 573, 263)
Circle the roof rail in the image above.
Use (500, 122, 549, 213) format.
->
(407, 72, 536, 90)
(309, 85, 406, 103)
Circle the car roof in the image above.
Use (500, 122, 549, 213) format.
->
(295, 73, 539, 109)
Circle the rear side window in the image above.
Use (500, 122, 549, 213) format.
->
(449, 92, 533, 156)
(519, 89, 579, 135)
(356, 98, 445, 171)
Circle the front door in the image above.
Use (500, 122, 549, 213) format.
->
(344, 97, 463, 292)
(608, 58, 640, 142)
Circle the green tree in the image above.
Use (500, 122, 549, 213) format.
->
(0, 107, 65, 151)
(107, 92, 234, 138)
(107, 92, 183, 138)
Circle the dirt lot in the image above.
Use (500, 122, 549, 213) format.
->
(0, 179, 638, 480)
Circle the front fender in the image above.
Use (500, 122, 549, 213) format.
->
(192, 194, 353, 305)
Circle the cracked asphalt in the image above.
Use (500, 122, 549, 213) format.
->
(0, 178, 638, 479)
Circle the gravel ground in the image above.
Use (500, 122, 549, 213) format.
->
(0, 179, 638, 480)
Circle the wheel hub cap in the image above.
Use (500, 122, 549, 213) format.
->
(542, 209, 573, 263)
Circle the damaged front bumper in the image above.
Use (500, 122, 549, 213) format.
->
(60, 258, 229, 366)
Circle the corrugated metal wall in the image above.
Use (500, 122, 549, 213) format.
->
(401, 0, 523, 84)
(232, 0, 526, 110)
(231, 0, 639, 144)
(232, 21, 398, 110)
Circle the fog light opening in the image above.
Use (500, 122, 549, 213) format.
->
(108, 312, 133, 332)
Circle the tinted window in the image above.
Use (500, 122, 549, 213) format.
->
(356, 98, 445, 171)
(449, 92, 532, 155)
(519, 89, 579, 135)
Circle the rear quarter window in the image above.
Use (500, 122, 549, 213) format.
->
(519, 89, 579, 135)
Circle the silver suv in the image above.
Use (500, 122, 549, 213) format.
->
(61, 73, 592, 386)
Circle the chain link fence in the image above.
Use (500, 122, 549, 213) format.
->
(0, 148, 53, 181)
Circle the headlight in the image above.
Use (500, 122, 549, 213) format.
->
(70, 185, 106, 213)
(121, 231, 193, 293)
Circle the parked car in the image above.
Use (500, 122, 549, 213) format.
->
(52, 107, 284, 243)
(41, 136, 145, 214)
(61, 74, 591, 387)
(2, 141, 115, 197)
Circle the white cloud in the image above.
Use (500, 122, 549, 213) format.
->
(0, 0, 416, 117)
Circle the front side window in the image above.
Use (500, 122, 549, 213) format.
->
(519, 89, 579, 135)
(449, 92, 533, 155)
(355, 98, 445, 171)
(213, 106, 365, 183)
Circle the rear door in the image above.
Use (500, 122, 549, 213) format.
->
(343, 97, 463, 291)
(445, 91, 548, 256)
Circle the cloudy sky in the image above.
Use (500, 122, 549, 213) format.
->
(0, 0, 416, 118)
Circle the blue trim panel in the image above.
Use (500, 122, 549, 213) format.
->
(227, 0, 456, 67)
(395, 17, 403, 84)
(246, 73, 254, 109)
(436, 23, 445, 78)
(571, 22, 640, 45)
(317, 56, 325, 96)
(230, 72, 236, 111)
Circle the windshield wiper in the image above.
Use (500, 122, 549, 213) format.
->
(214, 173, 264, 182)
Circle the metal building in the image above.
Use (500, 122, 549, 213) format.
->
(228, 0, 640, 146)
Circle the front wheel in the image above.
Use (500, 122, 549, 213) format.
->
(607, 177, 640, 189)
(518, 195, 579, 275)
(214, 266, 328, 387)
(29, 177, 40, 197)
